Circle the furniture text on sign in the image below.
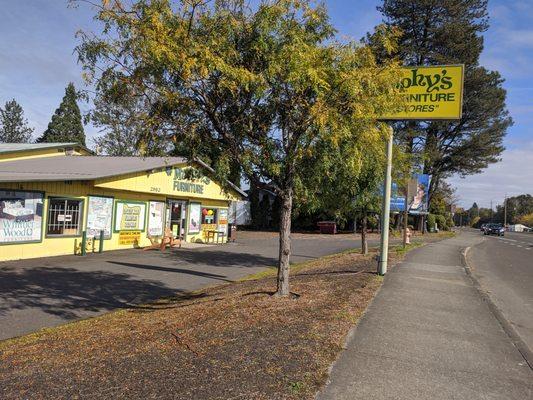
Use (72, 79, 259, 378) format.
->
(380, 65, 464, 120)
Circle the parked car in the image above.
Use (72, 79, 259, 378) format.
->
(484, 223, 505, 236)
(480, 224, 487, 233)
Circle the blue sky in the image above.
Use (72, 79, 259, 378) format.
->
(0, 0, 531, 208)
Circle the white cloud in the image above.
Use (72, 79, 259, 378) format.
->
(448, 141, 533, 209)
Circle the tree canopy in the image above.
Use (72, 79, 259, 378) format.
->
(37, 83, 86, 145)
(77, 0, 402, 296)
(0, 99, 33, 143)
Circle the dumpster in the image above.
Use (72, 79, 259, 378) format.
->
(317, 221, 337, 234)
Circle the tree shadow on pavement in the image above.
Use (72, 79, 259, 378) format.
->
(0, 267, 180, 319)
(161, 249, 277, 268)
(106, 261, 234, 282)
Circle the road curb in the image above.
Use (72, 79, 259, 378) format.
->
(462, 245, 533, 371)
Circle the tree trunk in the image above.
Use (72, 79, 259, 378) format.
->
(276, 190, 293, 296)
(361, 212, 368, 255)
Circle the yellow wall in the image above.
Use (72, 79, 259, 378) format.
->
(0, 147, 91, 162)
(0, 178, 232, 262)
(95, 164, 241, 201)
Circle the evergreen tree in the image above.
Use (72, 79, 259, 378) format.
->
(376, 0, 512, 202)
(38, 83, 86, 145)
(0, 99, 33, 143)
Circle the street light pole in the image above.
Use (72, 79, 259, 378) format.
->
(378, 126, 393, 276)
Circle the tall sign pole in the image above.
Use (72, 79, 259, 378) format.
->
(378, 126, 394, 276)
(377, 64, 464, 276)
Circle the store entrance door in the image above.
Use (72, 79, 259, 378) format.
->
(167, 200, 187, 239)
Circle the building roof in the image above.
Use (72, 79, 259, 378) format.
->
(0, 155, 185, 182)
(0, 142, 93, 155)
(0, 155, 247, 197)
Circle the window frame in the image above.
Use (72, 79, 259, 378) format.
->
(45, 196, 85, 238)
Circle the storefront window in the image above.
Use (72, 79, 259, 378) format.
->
(0, 190, 43, 244)
(201, 208, 217, 224)
(47, 198, 83, 236)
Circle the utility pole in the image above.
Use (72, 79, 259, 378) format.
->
(378, 126, 393, 276)
(504, 194, 507, 228)
(490, 200, 493, 222)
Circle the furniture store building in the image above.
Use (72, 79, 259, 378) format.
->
(0, 143, 244, 262)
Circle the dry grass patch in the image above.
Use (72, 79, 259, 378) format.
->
(0, 233, 452, 400)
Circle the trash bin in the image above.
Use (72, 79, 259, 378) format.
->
(317, 221, 337, 234)
(229, 224, 237, 242)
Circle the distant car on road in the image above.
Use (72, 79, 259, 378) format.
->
(484, 223, 505, 236)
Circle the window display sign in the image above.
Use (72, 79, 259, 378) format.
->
(218, 209, 228, 225)
(188, 203, 201, 234)
(148, 201, 165, 236)
(115, 201, 146, 231)
(118, 230, 141, 245)
(86, 196, 113, 239)
(218, 208, 228, 235)
(0, 190, 43, 243)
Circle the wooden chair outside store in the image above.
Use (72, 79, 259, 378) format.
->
(144, 227, 182, 251)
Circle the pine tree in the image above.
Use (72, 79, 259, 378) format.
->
(376, 0, 512, 201)
(37, 83, 86, 145)
(0, 99, 34, 143)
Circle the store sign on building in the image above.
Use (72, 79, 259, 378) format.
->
(167, 167, 211, 194)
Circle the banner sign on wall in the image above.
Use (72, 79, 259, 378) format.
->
(86, 196, 113, 239)
(0, 190, 43, 243)
(115, 201, 146, 231)
(380, 65, 464, 120)
(188, 203, 201, 234)
(148, 201, 165, 236)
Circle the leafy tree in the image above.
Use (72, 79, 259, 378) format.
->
(376, 0, 512, 202)
(91, 94, 169, 155)
(77, 0, 401, 296)
(494, 194, 533, 224)
(0, 99, 33, 143)
(37, 83, 86, 145)
(518, 213, 533, 228)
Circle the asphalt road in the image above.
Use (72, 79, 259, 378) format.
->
(0, 232, 379, 341)
(466, 229, 533, 353)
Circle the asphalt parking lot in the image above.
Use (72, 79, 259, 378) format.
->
(0, 231, 375, 340)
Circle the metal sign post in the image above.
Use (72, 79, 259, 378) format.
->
(378, 126, 394, 276)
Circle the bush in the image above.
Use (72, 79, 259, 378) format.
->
(427, 214, 436, 232)
(435, 214, 448, 231)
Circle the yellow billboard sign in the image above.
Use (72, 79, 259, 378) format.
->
(381, 65, 464, 120)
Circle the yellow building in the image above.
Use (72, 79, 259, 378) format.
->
(0, 143, 244, 262)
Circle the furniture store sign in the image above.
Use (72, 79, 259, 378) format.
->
(381, 65, 464, 120)
(168, 167, 210, 194)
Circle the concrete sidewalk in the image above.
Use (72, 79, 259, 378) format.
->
(318, 233, 533, 400)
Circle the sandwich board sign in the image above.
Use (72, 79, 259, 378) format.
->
(381, 65, 464, 120)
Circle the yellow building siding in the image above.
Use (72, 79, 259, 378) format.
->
(95, 164, 240, 201)
(0, 180, 232, 262)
